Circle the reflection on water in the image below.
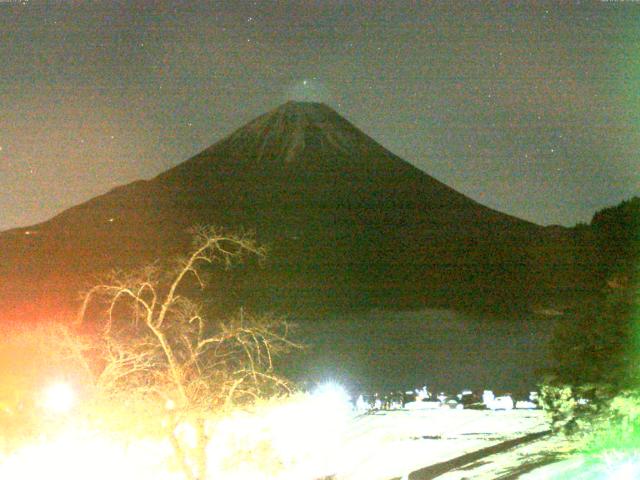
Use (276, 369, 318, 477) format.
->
(284, 309, 560, 395)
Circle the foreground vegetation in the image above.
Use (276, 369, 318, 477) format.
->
(0, 227, 301, 479)
(540, 198, 640, 471)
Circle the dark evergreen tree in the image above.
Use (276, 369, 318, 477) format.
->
(549, 197, 640, 389)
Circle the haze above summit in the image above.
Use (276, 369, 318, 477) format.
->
(0, 1, 637, 231)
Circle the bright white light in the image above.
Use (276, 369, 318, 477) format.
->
(2, 387, 356, 480)
(0, 429, 178, 480)
(205, 388, 354, 479)
(312, 381, 351, 407)
(42, 382, 75, 414)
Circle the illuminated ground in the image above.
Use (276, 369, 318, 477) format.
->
(360, 409, 639, 479)
(0, 402, 578, 480)
(334, 409, 556, 480)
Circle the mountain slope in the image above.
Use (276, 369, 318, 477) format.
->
(0, 102, 559, 321)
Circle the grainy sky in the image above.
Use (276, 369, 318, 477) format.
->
(0, 0, 638, 231)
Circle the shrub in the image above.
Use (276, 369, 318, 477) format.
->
(540, 381, 640, 454)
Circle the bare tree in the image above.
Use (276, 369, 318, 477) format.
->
(77, 226, 299, 480)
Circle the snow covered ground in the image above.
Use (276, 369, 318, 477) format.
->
(427, 432, 567, 480)
(0, 400, 567, 480)
(333, 409, 553, 480)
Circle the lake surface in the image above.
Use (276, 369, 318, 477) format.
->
(283, 308, 560, 395)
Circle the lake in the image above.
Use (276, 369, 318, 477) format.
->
(284, 308, 561, 395)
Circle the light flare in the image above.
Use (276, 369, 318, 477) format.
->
(1, 386, 354, 479)
(42, 382, 75, 414)
(0, 428, 179, 480)
(206, 385, 353, 479)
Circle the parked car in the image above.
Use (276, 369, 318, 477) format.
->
(488, 395, 514, 410)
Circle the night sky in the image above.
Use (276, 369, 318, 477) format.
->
(0, 1, 638, 231)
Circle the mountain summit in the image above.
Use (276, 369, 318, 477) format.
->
(159, 101, 530, 231)
(0, 102, 559, 321)
(226, 101, 363, 164)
